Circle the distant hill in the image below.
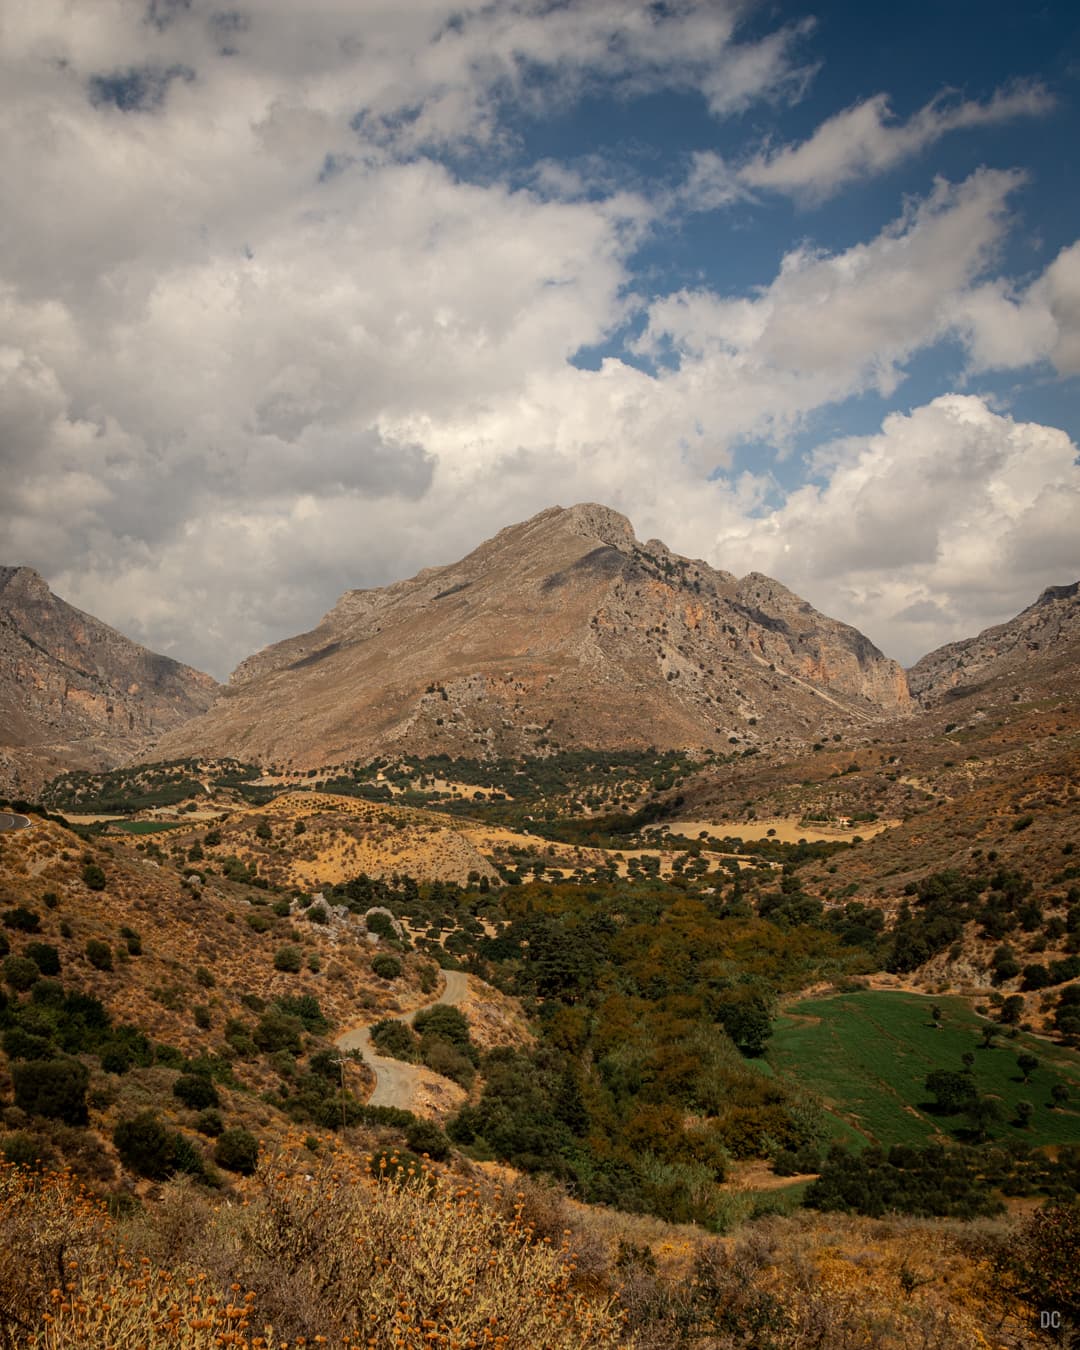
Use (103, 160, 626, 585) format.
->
(0, 566, 217, 795)
(154, 503, 911, 771)
(908, 581, 1080, 706)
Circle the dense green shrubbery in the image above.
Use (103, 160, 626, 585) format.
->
(25, 943, 60, 975)
(370, 1018, 420, 1062)
(2, 907, 41, 933)
(275, 993, 329, 1032)
(371, 953, 402, 980)
(806, 1143, 1004, 1218)
(113, 1111, 204, 1180)
(214, 1127, 259, 1174)
(173, 1072, 221, 1111)
(12, 1059, 90, 1125)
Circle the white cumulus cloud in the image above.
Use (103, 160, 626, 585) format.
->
(739, 81, 1055, 203)
(706, 395, 1080, 664)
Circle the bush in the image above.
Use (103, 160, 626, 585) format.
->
(365, 910, 398, 941)
(2, 907, 41, 933)
(195, 1108, 225, 1137)
(998, 1203, 1080, 1336)
(173, 1073, 221, 1111)
(405, 1117, 451, 1161)
(370, 1019, 419, 1062)
(274, 944, 303, 973)
(85, 938, 113, 972)
(214, 1128, 259, 1175)
(421, 1037, 475, 1088)
(81, 864, 107, 891)
(3, 955, 40, 992)
(113, 1112, 175, 1180)
(371, 953, 402, 980)
(0, 1132, 48, 1169)
(12, 1059, 90, 1125)
(274, 993, 328, 1032)
(253, 1009, 304, 1055)
(413, 1004, 472, 1051)
(25, 943, 60, 975)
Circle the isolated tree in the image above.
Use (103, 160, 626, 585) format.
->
(1014, 1100, 1034, 1129)
(1017, 1052, 1039, 1084)
(965, 1095, 1004, 1142)
(1050, 1083, 1070, 1109)
(925, 1069, 977, 1115)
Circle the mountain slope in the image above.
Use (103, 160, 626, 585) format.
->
(908, 581, 1080, 706)
(0, 566, 218, 795)
(155, 503, 910, 770)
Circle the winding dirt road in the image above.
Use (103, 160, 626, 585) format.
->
(335, 970, 469, 1109)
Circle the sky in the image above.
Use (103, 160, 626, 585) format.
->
(2, 0, 1078, 679)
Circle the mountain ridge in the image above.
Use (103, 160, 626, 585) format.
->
(153, 503, 912, 771)
(0, 565, 218, 795)
(908, 576, 1080, 705)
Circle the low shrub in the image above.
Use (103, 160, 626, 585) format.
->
(85, 939, 113, 972)
(371, 953, 402, 980)
(214, 1128, 259, 1175)
(12, 1059, 90, 1125)
(274, 945, 302, 973)
(173, 1073, 221, 1111)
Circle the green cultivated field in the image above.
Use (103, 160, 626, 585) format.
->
(770, 990, 1080, 1149)
(109, 820, 187, 834)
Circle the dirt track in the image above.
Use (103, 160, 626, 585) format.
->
(335, 970, 469, 1111)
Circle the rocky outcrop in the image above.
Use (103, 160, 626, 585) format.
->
(908, 582, 1080, 706)
(155, 504, 911, 771)
(0, 566, 218, 795)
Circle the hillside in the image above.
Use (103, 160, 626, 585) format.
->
(908, 581, 1080, 706)
(0, 566, 217, 796)
(3, 778, 1079, 1346)
(152, 503, 911, 771)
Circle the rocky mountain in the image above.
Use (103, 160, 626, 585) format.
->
(154, 503, 911, 771)
(0, 566, 218, 795)
(908, 581, 1080, 706)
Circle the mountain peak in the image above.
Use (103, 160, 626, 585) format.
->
(0, 565, 51, 602)
(1032, 580, 1079, 609)
(156, 504, 912, 770)
(557, 502, 637, 548)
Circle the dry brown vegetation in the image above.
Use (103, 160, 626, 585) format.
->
(0, 1156, 628, 1349)
(0, 1155, 1054, 1350)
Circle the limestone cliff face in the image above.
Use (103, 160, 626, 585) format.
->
(0, 567, 218, 795)
(156, 504, 911, 771)
(908, 582, 1080, 706)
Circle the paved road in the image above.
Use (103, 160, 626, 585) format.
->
(0, 812, 31, 832)
(335, 969, 469, 1109)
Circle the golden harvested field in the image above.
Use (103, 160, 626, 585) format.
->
(653, 814, 899, 844)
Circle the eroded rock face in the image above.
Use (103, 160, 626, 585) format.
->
(155, 503, 912, 771)
(0, 567, 218, 794)
(908, 582, 1080, 706)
